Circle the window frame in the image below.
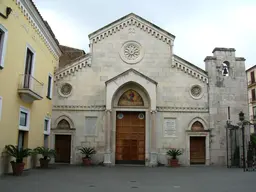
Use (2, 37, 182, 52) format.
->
(0, 96, 2, 121)
(46, 73, 53, 99)
(251, 71, 255, 83)
(44, 117, 51, 135)
(0, 24, 8, 69)
(19, 106, 30, 131)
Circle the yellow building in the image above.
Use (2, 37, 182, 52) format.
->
(0, 0, 61, 174)
(246, 65, 256, 134)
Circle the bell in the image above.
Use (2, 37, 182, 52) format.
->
(223, 67, 228, 76)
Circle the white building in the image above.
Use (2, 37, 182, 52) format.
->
(51, 13, 249, 166)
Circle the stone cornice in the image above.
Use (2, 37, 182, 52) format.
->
(172, 55, 208, 84)
(13, 0, 62, 59)
(157, 106, 209, 113)
(54, 55, 92, 81)
(53, 105, 106, 111)
(89, 13, 174, 45)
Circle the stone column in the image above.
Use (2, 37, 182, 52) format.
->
(150, 110, 157, 166)
(103, 109, 112, 166)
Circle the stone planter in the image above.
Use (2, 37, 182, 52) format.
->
(10, 161, 25, 176)
(168, 159, 180, 167)
(82, 157, 92, 166)
(39, 158, 50, 168)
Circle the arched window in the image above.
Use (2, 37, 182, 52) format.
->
(222, 61, 230, 76)
(191, 121, 204, 131)
(57, 119, 70, 129)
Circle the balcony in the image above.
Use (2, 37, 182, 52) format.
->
(248, 80, 256, 88)
(249, 98, 256, 104)
(18, 74, 44, 103)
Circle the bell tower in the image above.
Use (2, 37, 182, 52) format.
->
(205, 47, 249, 165)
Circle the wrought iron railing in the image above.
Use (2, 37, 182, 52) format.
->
(18, 74, 44, 96)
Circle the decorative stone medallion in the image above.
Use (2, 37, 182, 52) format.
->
(58, 83, 72, 97)
(190, 85, 203, 99)
(119, 41, 144, 64)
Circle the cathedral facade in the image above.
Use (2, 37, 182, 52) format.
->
(51, 13, 249, 166)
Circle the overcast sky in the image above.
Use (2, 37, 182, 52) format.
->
(34, 0, 256, 70)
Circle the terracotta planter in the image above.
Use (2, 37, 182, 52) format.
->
(168, 159, 180, 167)
(10, 161, 25, 176)
(39, 158, 50, 168)
(82, 157, 92, 166)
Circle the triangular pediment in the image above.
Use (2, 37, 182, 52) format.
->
(88, 13, 175, 45)
(105, 68, 158, 85)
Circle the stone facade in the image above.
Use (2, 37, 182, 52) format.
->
(51, 13, 249, 166)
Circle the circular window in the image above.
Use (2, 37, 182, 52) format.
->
(119, 41, 144, 64)
(138, 113, 145, 119)
(190, 85, 203, 99)
(117, 113, 124, 119)
(59, 83, 72, 97)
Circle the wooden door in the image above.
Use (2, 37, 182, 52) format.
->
(55, 135, 71, 163)
(190, 137, 206, 164)
(116, 111, 145, 164)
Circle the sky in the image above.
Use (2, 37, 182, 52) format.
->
(34, 0, 256, 70)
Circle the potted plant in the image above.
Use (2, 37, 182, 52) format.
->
(166, 148, 183, 167)
(78, 147, 96, 166)
(4, 145, 32, 176)
(33, 147, 56, 168)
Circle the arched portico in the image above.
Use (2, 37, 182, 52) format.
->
(186, 117, 210, 165)
(104, 69, 158, 166)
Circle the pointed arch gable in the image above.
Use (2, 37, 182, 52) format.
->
(188, 117, 207, 131)
(54, 115, 75, 129)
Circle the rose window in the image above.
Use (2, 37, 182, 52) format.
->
(124, 43, 140, 60)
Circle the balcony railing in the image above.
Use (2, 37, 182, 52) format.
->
(248, 80, 256, 87)
(18, 74, 44, 102)
(249, 98, 256, 103)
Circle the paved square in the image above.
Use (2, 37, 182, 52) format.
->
(0, 165, 255, 192)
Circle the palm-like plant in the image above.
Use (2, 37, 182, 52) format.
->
(5, 145, 32, 163)
(78, 147, 96, 159)
(34, 147, 56, 160)
(166, 148, 183, 159)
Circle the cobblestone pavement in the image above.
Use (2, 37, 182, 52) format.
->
(0, 165, 255, 192)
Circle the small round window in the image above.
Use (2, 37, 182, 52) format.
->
(59, 83, 72, 97)
(190, 85, 203, 99)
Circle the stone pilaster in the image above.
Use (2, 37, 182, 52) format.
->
(150, 110, 158, 166)
(103, 109, 112, 165)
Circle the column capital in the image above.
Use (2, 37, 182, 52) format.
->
(150, 110, 157, 114)
(105, 109, 112, 113)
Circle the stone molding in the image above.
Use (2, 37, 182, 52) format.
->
(172, 56, 209, 84)
(53, 105, 208, 113)
(53, 105, 106, 111)
(156, 106, 209, 113)
(13, 0, 61, 58)
(54, 55, 92, 81)
(89, 14, 174, 45)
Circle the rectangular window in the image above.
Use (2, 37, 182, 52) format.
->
(84, 117, 97, 136)
(24, 48, 34, 88)
(47, 74, 53, 99)
(252, 89, 256, 101)
(0, 96, 2, 121)
(19, 107, 30, 131)
(251, 71, 255, 83)
(44, 135, 49, 148)
(0, 24, 8, 69)
(44, 117, 51, 135)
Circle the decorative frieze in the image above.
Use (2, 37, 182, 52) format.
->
(13, 0, 61, 59)
(89, 13, 174, 45)
(156, 106, 209, 113)
(173, 55, 209, 84)
(54, 55, 92, 81)
(53, 105, 106, 111)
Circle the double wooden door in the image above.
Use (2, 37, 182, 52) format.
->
(55, 135, 71, 163)
(190, 137, 206, 164)
(116, 111, 145, 164)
